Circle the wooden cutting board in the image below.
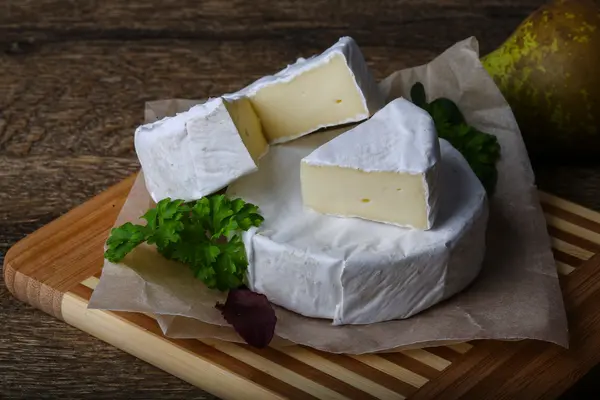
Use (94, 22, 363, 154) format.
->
(5, 174, 600, 400)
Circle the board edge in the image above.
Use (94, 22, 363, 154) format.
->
(2, 173, 138, 320)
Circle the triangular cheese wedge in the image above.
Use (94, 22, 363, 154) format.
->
(301, 97, 440, 230)
(135, 96, 268, 202)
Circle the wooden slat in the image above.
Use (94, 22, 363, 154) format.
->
(543, 203, 600, 236)
(545, 213, 600, 246)
(552, 248, 584, 268)
(556, 261, 576, 276)
(446, 342, 473, 354)
(67, 285, 315, 400)
(255, 347, 404, 400)
(305, 350, 419, 397)
(401, 349, 451, 371)
(201, 341, 346, 400)
(547, 225, 600, 254)
(74, 283, 415, 400)
(422, 346, 462, 363)
(350, 355, 428, 388)
(539, 191, 600, 225)
(4, 170, 600, 400)
(410, 254, 600, 399)
(80, 276, 99, 290)
(377, 352, 441, 380)
(551, 237, 594, 260)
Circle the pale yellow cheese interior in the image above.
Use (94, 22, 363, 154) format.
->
(223, 97, 269, 162)
(250, 54, 368, 143)
(300, 163, 429, 229)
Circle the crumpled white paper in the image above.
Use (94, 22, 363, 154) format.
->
(89, 37, 568, 354)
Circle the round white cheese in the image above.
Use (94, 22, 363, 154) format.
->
(227, 130, 488, 325)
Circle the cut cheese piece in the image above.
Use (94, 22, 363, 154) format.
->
(226, 132, 488, 325)
(301, 97, 440, 230)
(226, 36, 384, 144)
(222, 97, 266, 162)
(134, 97, 268, 203)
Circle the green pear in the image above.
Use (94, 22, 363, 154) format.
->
(482, 0, 600, 162)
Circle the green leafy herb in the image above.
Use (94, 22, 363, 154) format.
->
(410, 82, 501, 195)
(104, 195, 264, 291)
(105, 222, 147, 262)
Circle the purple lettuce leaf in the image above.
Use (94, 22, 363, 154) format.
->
(216, 287, 277, 348)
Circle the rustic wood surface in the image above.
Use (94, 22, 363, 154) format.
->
(4, 175, 600, 400)
(2, 0, 600, 398)
(410, 253, 600, 400)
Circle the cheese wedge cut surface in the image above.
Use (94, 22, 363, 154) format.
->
(226, 36, 385, 144)
(301, 97, 440, 230)
(135, 97, 268, 203)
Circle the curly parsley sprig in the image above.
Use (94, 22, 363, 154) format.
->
(104, 195, 264, 291)
(411, 82, 501, 195)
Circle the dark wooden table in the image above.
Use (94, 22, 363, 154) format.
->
(2, 1, 600, 398)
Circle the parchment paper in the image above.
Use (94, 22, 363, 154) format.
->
(89, 37, 569, 354)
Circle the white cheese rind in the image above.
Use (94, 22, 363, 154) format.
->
(135, 97, 268, 203)
(303, 98, 440, 173)
(301, 97, 441, 229)
(226, 133, 488, 325)
(423, 164, 441, 230)
(225, 36, 385, 144)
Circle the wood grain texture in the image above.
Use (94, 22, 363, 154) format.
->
(3, 174, 135, 303)
(410, 254, 600, 400)
(0, 1, 543, 49)
(3, 172, 600, 399)
(2, 0, 600, 398)
(0, 176, 220, 400)
(2, 176, 600, 399)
